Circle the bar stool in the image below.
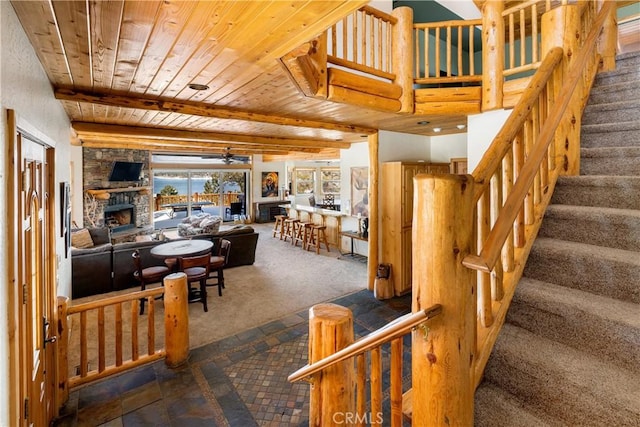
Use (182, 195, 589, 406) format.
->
(293, 221, 311, 248)
(282, 218, 299, 243)
(306, 224, 331, 254)
(272, 214, 287, 239)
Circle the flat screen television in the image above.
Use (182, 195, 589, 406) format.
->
(108, 161, 143, 182)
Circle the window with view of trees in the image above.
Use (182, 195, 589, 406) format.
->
(320, 168, 340, 195)
(295, 169, 315, 194)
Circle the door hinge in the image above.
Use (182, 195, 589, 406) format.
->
(22, 283, 27, 305)
(23, 398, 28, 419)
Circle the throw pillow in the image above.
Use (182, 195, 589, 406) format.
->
(71, 228, 94, 249)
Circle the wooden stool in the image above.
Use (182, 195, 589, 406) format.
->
(283, 218, 299, 243)
(293, 221, 311, 248)
(272, 215, 287, 239)
(306, 224, 330, 254)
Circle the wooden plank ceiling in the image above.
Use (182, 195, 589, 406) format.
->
(11, 0, 469, 159)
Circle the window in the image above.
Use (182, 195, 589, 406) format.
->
(320, 168, 340, 195)
(294, 168, 315, 194)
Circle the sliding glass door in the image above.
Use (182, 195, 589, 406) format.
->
(153, 169, 249, 229)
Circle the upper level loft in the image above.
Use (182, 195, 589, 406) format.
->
(281, 1, 639, 124)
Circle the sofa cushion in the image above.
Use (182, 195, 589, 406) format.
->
(214, 225, 254, 236)
(71, 228, 94, 248)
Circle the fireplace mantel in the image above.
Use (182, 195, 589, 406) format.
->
(86, 186, 151, 199)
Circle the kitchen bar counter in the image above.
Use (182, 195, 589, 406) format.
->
(280, 204, 346, 248)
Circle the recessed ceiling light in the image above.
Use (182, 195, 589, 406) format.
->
(433, 127, 442, 133)
(457, 124, 466, 130)
(188, 83, 209, 91)
(417, 120, 430, 125)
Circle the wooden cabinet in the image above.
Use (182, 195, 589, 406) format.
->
(381, 161, 449, 295)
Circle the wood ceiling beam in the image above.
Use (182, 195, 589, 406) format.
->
(71, 122, 351, 149)
(78, 136, 325, 154)
(57, 88, 376, 135)
(262, 150, 340, 162)
(81, 140, 295, 156)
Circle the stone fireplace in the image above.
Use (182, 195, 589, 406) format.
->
(83, 148, 153, 242)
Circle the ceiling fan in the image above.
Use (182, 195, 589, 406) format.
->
(221, 147, 234, 164)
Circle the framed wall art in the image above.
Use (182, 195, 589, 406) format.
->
(350, 167, 369, 217)
(261, 171, 279, 197)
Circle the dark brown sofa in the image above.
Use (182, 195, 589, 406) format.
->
(71, 225, 259, 298)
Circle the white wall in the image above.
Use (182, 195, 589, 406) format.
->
(467, 109, 512, 171)
(379, 130, 430, 162)
(0, 2, 72, 424)
(430, 133, 468, 163)
(252, 155, 287, 217)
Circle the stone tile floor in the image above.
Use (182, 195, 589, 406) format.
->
(54, 289, 412, 426)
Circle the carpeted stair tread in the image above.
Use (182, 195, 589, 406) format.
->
(581, 128, 640, 147)
(539, 204, 640, 250)
(509, 277, 640, 372)
(587, 82, 640, 104)
(582, 99, 640, 124)
(523, 238, 640, 303)
(580, 119, 640, 135)
(485, 324, 640, 426)
(580, 146, 640, 176)
(593, 64, 640, 86)
(551, 176, 640, 210)
(616, 50, 640, 64)
(475, 383, 552, 427)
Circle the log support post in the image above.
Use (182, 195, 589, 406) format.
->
(368, 132, 379, 292)
(482, 1, 504, 111)
(392, 6, 414, 113)
(542, 5, 582, 176)
(308, 303, 355, 426)
(56, 296, 69, 410)
(597, 0, 617, 72)
(164, 272, 189, 367)
(411, 174, 476, 426)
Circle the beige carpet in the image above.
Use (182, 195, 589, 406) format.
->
(67, 223, 368, 372)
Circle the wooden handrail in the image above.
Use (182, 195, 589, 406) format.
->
(67, 288, 164, 314)
(288, 304, 442, 383)
(414, 18, 482, 29)
(464, 1, 614, 274)
(470, 47, 563, 197)
(360, 4, 397, 24)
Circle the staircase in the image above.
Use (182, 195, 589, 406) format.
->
(475, 51, 640, 426)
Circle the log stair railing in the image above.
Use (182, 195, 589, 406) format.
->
(56, 273, 191, 409)
(290, 1, 616, 425)
(288, 304, 442, 426)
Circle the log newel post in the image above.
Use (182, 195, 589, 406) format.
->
(411, 174, 476, 426)
(392, 6, 414, 113)
(56, 296, 69, 409)
(597, 0, 617, 72)
(482, 1, 504, 111)
(308, 303, 355, 426)
(164, 272, 189, 367)
(542, 5, 582, 175)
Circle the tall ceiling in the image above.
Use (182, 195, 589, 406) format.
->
(11, 0, 473, 159)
